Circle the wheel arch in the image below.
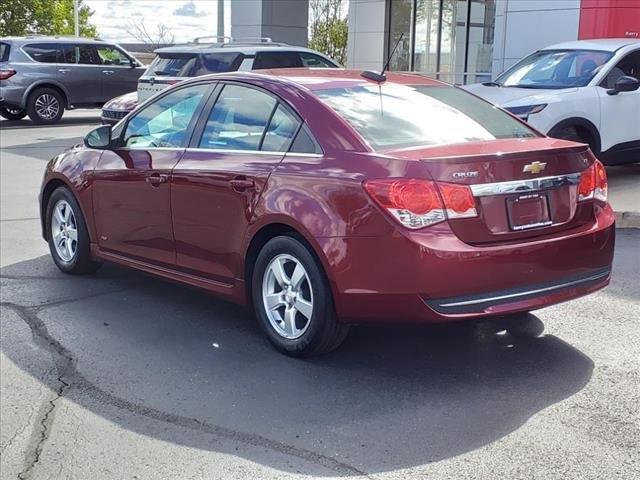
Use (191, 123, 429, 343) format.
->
(23, 82, 70, 109)
(548, 117, 602, 155)
(242, 220, 337, 309)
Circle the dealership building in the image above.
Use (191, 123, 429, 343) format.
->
(231, 0, 640, 84)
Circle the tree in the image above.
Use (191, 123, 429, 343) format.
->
(127, 19, 175, 49)
(0, 0, 97, 37)
(309, 0, 348, 66)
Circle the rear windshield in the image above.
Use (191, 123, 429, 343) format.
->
(315, 84, 537, 150)
(145, 52, 243, 77)
(0, 42, 9, 62)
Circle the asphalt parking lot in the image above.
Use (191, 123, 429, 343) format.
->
(1, 111, 639, 480)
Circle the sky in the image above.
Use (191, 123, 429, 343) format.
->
(84, 0, 232, 43)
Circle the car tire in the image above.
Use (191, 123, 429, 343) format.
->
(0, 106, 27, 121)
(252, 235, 349, 357)
(46, 186, 102, 275)
(27, 88, 64, 124)
(548, 124, 598, 155)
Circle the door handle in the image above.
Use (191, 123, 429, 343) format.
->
(102, 70, 115, 75)
(229, 177, 255, 192)
(58, 68, 70, 73)
(146, 174, 169, 186)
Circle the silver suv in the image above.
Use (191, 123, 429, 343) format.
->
(101, 37, 339, 124)
(0, 36, 145, 124)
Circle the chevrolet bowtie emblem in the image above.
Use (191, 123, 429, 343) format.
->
(523, 161, 547, 174)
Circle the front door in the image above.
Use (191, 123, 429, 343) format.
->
(171, 83, 302, 283)
(92, 82, 211, 266)
(95, 45, 144, 101)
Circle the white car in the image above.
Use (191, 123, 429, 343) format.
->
(464, 39, 640, 165)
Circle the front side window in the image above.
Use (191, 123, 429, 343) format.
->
(123, 84, 209, 148)
(96, 46, 131, 66)
(601, 50, 640, 88)
(23, 43, 61, 63)
(198, 85, 277, 151)
(496, 49, 613, 89)
(316, 84, 536, 150)
(62, 44, 101, 65)
(253, 51, 303, 69)
(300, 53, 336, 68)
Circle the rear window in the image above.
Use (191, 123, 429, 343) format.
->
(315, 84, 537, 150)
(0, 42, 10, 62)
(146, 52, 243, 77)
(23, 43, 61, 63)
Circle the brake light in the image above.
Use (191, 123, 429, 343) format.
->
(437, 182, 478, 219)
(0, 69, 16, 80)
(364, 179, 445, 229)
(578, 160, 607, 202)
(363, 179, 478, 229)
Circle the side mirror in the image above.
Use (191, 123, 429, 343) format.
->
(607, 75, 640, 95)
(130, 59, 137, 69)
(84, 125, 112, 149)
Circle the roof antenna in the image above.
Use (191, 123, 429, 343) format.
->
(361, 33, 404, 83)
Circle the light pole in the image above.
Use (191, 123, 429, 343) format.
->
(74, 0, 79, 37)
(217, 0, 224, 38)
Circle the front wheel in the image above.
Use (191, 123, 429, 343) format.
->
(252, 236, 349, 357)
(0, 106, 27, 121)
(46, 186, 102, 274)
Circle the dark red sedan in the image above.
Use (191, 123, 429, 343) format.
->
(39, 69, 615, 356)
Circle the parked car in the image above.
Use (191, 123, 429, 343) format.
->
(100, 36, 340, 124)
(464, 39, 640, 165)
(40, 69, 614, 356)
(0, 36, 145, 124)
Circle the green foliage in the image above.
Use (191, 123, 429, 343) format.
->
(0, 0, 97, 38)
(308, 0, 348, 66)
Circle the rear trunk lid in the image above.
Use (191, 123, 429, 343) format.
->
(385, 138, 594, 244)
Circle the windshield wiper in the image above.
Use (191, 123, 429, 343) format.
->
(482, 81, 501, 87)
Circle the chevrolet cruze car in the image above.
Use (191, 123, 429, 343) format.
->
(464, 39, 640, 165)
(40, 69, 615, 356)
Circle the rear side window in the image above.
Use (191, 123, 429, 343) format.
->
(199, 84, 277, 151)
(290, 125, 322, 154)
(261, 104, 300, 152)
(253, 51, 303, 69)
(0, 42, 10, 62)
(23, 43, 61, 63)
(191, 52, 243, 76)
(315, 84, 537, 150)
(62, 44, 101, 65)
(146, 54, 197, 77)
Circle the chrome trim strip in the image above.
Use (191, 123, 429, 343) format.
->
(470, 173, 581, 197)
(438, 270, 609, 308)
(185, 147, 289, 156)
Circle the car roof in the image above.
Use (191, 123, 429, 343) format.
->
(155, 43, 332, 56)
(0, 36, 114, 46)
(193, 68, 447, 91)
(540, 38, 640, 52)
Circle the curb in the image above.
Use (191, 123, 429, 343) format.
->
(615, 211, 640, 229)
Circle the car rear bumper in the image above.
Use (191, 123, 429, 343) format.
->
(322, 203, 615, 323)
(0, 85, 24, 108)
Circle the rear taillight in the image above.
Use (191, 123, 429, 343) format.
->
(0, 69, 16, 80)
(364, 179, 477, 229)
(578, 160, 607, 202)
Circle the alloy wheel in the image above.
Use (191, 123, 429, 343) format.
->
(262, 254, 314, 339)
(35, 94, 60, 120)
(51, 200, 78, 262)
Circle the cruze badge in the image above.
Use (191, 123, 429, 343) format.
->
(523, 161, 547, 174)
(453, 171, 479, 179)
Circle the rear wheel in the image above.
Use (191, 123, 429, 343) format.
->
(252, 236, 349, 357)
(548, 124, 598, 155)
(46, 187, 102, 274)
(0, 106, 27, 121)
(27, 88, 64, 124)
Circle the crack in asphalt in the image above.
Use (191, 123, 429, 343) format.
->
(1, 299, 373, 478)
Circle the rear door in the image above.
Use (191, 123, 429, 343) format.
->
(60, 43, 103, 104)
(171, 82, 300, 282)
(93, 82, 211, 265)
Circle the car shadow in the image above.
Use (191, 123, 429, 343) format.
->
(1, 255, 594, 476)
(0, 114, 100, 130)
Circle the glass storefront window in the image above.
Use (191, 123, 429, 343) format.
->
(388, 0, 496, 84)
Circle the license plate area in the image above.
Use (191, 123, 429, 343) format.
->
(507, 193, 552, 231)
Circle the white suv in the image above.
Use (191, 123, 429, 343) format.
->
(464, 39, 640, 165)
